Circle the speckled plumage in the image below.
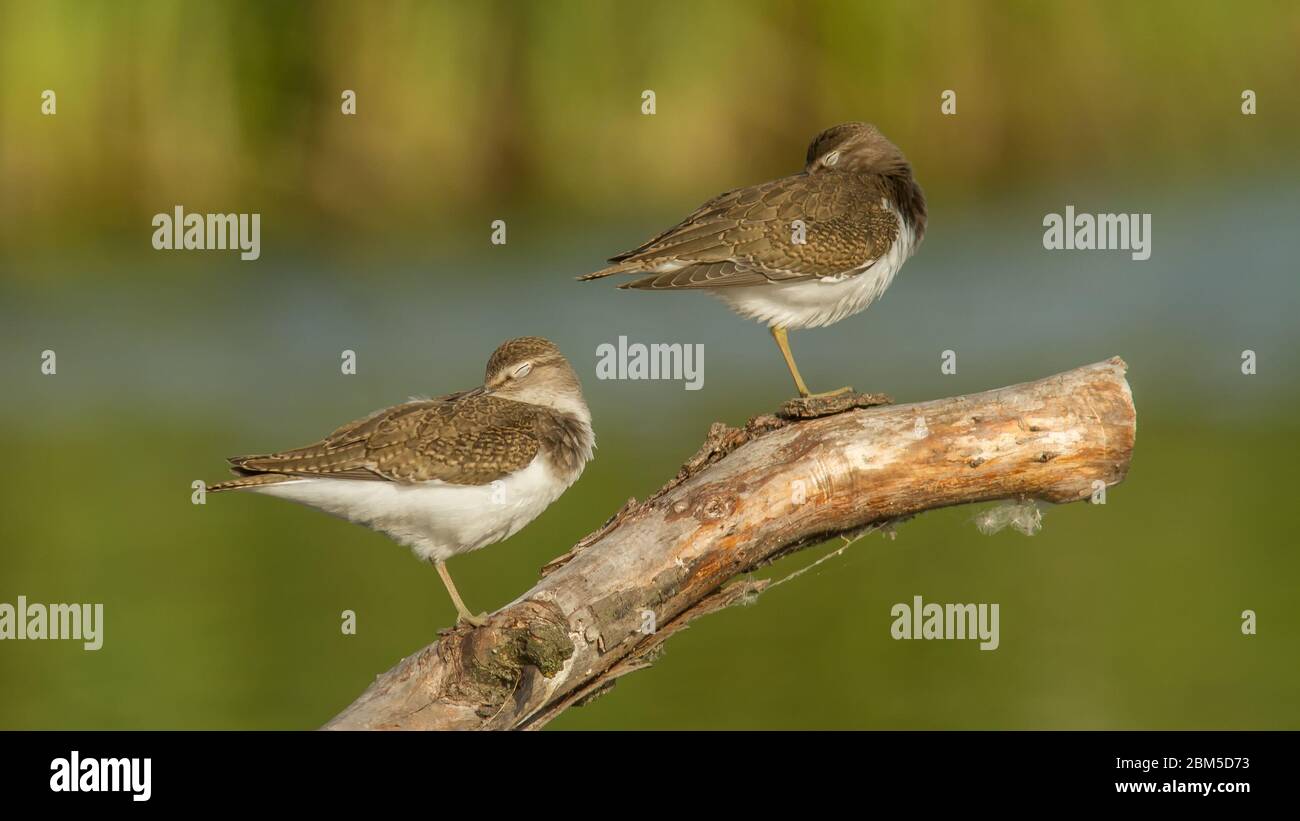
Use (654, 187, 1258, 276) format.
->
(211, 337, 592, 491)
(579, 122, 926, 324)
(605, 174, 905, 289)
(213, 394, 567, 487)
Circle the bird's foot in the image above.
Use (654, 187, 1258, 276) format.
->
(802, 385, 854, 399)
(457, 610, 489, 628)
(777, 390, 893, 420)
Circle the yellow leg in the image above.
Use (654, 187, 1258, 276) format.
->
(769, 327, 851, 398)
(771, 326, 811, 396)
(434, 560, 486, 626)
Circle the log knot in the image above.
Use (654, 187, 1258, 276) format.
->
(445, 601, 575, 711)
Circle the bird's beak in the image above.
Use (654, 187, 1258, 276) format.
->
(466, 384, 489, 398)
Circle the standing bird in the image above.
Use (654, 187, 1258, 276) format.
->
(579, 122, 926, 398)
(208, 337, 594, 626)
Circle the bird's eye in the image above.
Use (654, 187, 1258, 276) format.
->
(512, 362, 533, 379)
(822, 150, 840, 167)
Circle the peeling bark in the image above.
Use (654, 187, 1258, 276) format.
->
(324, 357, 1137, 730)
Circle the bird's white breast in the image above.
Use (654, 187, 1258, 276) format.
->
(249, 455, 576, 563)
(712, 206, 917, 330)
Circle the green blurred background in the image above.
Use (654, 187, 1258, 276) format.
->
(1, 0, 1297, 729)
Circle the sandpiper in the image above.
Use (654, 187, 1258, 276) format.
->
(579, 122, 926, 398)
(209, 337, 594, 626)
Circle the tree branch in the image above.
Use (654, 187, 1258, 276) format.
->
(324, 357, 1136, 730)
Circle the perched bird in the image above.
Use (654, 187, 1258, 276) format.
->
(209, 337, 594, 626)
(579, 122, 926, 398)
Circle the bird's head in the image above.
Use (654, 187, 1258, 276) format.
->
(481, 336, 589, 421)
(804, 122, 910, 176)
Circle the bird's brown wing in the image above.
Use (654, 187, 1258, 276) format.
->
(219, 394, 542, 487)
(582, 173, 899, 289)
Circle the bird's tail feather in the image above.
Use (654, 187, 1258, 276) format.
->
(576, 261, 640, 281)
(207, 473, 299, 493)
